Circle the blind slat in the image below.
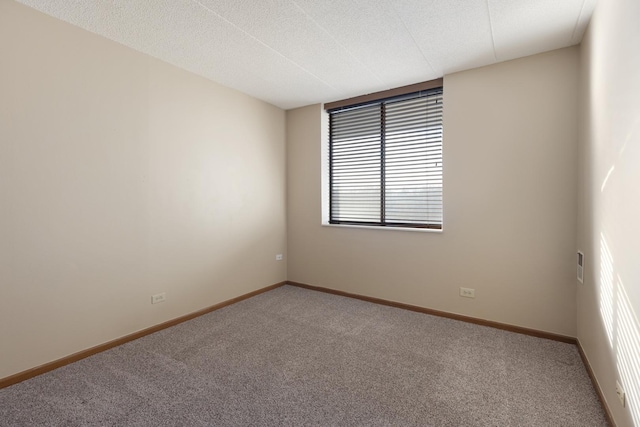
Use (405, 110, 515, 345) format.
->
(329, 87, 443, 229)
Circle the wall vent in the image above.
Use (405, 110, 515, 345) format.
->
(577, 251, 584, 283)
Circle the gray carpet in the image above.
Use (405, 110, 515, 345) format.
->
(0, 285, 607, 426)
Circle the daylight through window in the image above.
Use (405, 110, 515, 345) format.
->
(327, 87, 443, 229)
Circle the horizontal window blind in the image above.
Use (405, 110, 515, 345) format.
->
(328, 88, 443, 229)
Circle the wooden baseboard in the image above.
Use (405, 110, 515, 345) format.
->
(289, 281, 616, 423)
(576, 339, 615, 426)
(287, 281, 577, 344)
(0, 281, 286, 390)
(2, 279, 613, 426)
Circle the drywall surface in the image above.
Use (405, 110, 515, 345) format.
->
(287, 48, 579, 336)
(0, 1, 286, 379)
(577, 0, 640, 425)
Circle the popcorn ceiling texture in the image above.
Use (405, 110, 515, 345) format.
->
(14, 0, 595, 109)
(0, 286, 607, 426)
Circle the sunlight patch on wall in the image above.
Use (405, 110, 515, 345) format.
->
(599, 233, 615, 346)
(600, 165, 615, 192)
(616, 277, 640, 425)
(598, 232, 640, 424)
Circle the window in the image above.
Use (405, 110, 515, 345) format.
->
(326, 85, 443, 229)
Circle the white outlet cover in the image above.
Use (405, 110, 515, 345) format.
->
(459, 287, 475, 298)
(616, 380, 625, 407)
(151, 293, 166, 304)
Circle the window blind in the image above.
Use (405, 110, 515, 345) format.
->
(328, 88, 443, 229)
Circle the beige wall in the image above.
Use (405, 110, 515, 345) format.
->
(288, 47, 579, 337)
(0, 1, 286, 379)
(7, 6, 638, 424)
(578, 0, 640, 425)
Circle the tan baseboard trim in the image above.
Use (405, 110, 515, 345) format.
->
(0, 281, 287, 390)
(287, 281, 577, 344)
(576, 339, 615, 426)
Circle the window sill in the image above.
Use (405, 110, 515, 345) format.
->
(321, 223, 443, 233)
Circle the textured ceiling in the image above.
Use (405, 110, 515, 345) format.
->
(16, 0, 596, 110)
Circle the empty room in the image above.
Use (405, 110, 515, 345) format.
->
(1, 0, 638, 425)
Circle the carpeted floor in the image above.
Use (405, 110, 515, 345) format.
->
(0, 285, 608, 426)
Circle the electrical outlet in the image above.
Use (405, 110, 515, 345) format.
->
(151, 293, 166, 304)
(276, 254, 283, 261)
(460, 287, 475, 298)
(616, 380, 625, 407)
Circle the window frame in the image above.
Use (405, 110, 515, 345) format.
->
(325, 81, 444, 231)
